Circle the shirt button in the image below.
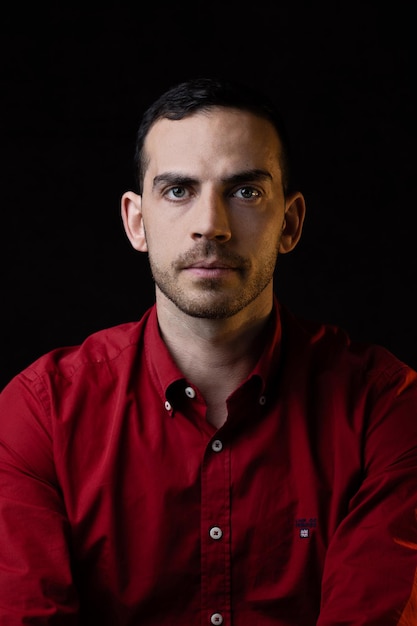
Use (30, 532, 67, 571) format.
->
(210, 614, 223, 625)
(259, 395, 266, 405)
(209, 526, 223, 540)
(211, 439, 223, 452)
(185, 386, 196, 398)
(164, 400, 172, 411)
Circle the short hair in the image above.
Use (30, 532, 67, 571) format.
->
(133, 77, 293, 196)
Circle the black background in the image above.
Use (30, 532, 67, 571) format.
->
(1, 3, 416, 390)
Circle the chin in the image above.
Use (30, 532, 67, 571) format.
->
(173, 296, 253, 320)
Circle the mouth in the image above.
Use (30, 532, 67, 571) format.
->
(182, 258, 239, 278)
(186, 260, 237, 270)
(176, 244, 248, 279)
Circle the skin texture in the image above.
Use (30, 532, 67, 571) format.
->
(121, 107, 306, 426)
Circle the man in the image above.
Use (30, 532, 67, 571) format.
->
(1, 77, 417, 625)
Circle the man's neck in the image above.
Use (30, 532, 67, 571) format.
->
(155, 293, 273, 427)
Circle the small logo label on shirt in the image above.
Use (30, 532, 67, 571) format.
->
(295, 517, 317, 539)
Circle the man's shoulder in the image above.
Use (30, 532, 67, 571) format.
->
(17, 308, 155, 387)
(279, 302, 415, 386)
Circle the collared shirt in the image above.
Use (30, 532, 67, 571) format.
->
(1, 298, 417, 625)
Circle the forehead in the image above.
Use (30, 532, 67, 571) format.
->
(143, 107, 282, 175)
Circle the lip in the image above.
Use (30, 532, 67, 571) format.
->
(183, 260, 238, 278)
(187, 261, 236, 270)
(185, 267, 236, 279)
(182, 256, 238, 269)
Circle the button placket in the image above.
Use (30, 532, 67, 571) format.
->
(201, 438, 231, 625)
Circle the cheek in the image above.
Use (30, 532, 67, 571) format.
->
(242, 222, 282, 251)
(142, 215, 169, 247)
(145, 230, 178, 265)
(236, 208, 283, 236)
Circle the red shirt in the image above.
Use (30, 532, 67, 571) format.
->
(1, 298, 417, 625)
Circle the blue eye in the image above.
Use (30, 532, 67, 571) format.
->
(167, 187, 187, 199)
(234, 187, 261, 199)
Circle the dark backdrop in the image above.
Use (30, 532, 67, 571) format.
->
(1, 4, 416, 390)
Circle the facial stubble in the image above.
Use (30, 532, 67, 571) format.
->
(145, 234, 282, 320)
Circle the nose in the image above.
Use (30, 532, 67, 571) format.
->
(191, 191, 232, 243)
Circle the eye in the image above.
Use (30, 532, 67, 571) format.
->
(233, 186, 261, 200)
(165, 186, 188, 200)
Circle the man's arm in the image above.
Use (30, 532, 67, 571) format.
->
(0, 371, 79, 624)
(318, 365, 417, 625)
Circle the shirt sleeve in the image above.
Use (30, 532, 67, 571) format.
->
(318, 364, 417, 625)
(0, 370, 79, 624)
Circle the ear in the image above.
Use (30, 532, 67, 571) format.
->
(278, 191, 306, 254)
(121, 191, 148, 252)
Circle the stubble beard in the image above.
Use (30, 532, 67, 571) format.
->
(147, 241, 280, 320)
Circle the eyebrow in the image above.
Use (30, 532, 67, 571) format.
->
(152, 168, 273, 189)
(223, 169, 273, 185)
(153, 173, 197, 189)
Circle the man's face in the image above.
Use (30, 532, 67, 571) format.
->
(137, 107, 294, 319)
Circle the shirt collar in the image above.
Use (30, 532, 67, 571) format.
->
(144, 305, 186, 399)
(144, 296, 283, 400)
(240, 294, 283, 394)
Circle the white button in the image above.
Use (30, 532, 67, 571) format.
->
(259, 395, 266, 405)
(209, 526, 223, 540)
(185, 386, 196, 398)
(164, 400, 172, 411)
(211, 614, 223, 625)
(211, 439, 223, 452)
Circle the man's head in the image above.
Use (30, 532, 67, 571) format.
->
(122, 78, 305, 321)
